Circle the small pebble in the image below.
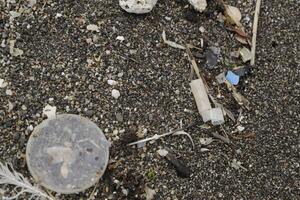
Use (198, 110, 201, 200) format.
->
(111, 89, 120, 99)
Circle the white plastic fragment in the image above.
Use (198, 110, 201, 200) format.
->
(87, 24, 99, 31)
(190, 79, 212, 121)
(111, 89, 121, 99)
(188, 0, 207, 12)
(43, 105, 57, 119)
(162, 30, 185, 50)
(145, 186, 156, 200)
(239, 47, 252, 62)
(199, 137, 213, 146)
(157, 149, 168, 157)
(9, 40, 24, 57)
(231, 159, 248, 171)
(237, 125, 245, 132)
(5, 89, 12, 96)
(200, 148, 210, 152)
(119, 0, 158, 14)
(0, 79, 8, 88)
(107, 80, 118, 86)
(209, 107, 225, 125)
(116, 36, 125, 41)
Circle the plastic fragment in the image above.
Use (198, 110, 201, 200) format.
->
(239, 47, 252, 62)
(205, 49, 218, 68)
(190, 79, 212, 121)
(119, 0, 158, 14)
(42, 105, 56, 119)
(209, 107, 225, 125)
(226, 71, 240, 85)
(86, 24, 99, 31)
(116, 36, 125, 41)
(188, 0, 207, 12)
(216, 72, 226, 84)
(111, 89, 121, 99)
(157, 149, 168, 157)
(162, 31, 185, 50)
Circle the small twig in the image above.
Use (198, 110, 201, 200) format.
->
(250, 0, 262, 66)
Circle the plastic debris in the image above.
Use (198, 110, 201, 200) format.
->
(42, 105, 56, 119)
(145, 186, 156, 200)
(233, 65, 251, 77)
(162, 30, 185, 50)
(216, 72, 226, 84)
(5, 89, 12, 96)
(86, 24, 99, 31)
(231, 159, 247, 171)
(205, 49, 218, 68)
(116, 36, 125, 41)
(9, 40, 24, 57)
(209, 107, 225, 125)
(0, 79, 8, 88)
(199, 137, 213, 146)
(111, 89, 121, 99)
(119, 0, 158, 14)
(107, 80, 118, 86)
(224, 5, 242, 27)
(239, 47, 252, 62)
(190, 79, 212, 122)
(188, 0, 207, 12)
(157, 149, 168, 157)
(26, 114, 110, 194)
(226, 71, 240, 85)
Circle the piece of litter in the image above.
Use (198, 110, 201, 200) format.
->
(119, 0, 158, 14)
(7, 101, 14, 112)
(5, 89, 12, 96)
(111, 89, 121, 99)
(239, 47, 252, 62)
(162, 30, 185, 50)
(224, 4, 242, 27)
(145, 186, 156, 200)
(233, 65, 251, 77)
(199, 137, 213, 146)
(9, 40, 24, 57)
(200, 148, 210, 152)
(42, 105, 56, 119)
(209, 107, 225, 125)
(157, 149, 168, 157)
(199, 26, 205, 33)
(188, 0, 207, 12)
(107, 80, 118, 86)
(87, 24, 99, 31)
(116, 36, 125, 41)
(231, 159, 248, 171)
(216, 72, 226, 84)
(190, 79, 212, 122)
(226, 71, 240, 85)
(128, 129, 194, 149)
(0, 79, 8, 88)
(237, 125, 245, 132)
(205, 49, 218, 68)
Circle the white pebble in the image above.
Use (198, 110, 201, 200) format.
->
(6, 89, 12, 95)
(119, 0, 158, 14)
(111, 89, 120, 99)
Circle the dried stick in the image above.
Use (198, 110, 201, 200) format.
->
(250, 0, 262, 66)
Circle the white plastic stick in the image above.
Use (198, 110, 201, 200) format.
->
(190, 79, 212, 121)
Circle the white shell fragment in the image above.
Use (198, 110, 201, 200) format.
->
(188, 0, 207, 12)
(157, 149, 168, 157)
(119, 0, 158, 14)
(107, 79, 118, 86)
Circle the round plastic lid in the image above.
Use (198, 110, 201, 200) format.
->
(26, 114, 110, 194)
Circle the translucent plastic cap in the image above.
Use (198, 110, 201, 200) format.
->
(26, 114, 110, 194)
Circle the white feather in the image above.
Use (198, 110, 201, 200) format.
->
(0, 162, 53, 200)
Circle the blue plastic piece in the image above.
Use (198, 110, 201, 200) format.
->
(226, 71, 240, 85)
